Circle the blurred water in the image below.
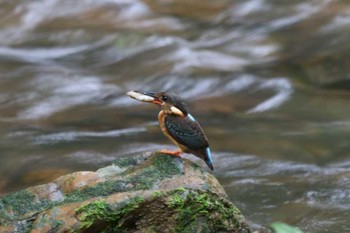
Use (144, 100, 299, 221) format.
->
(1, 0, 350, 232)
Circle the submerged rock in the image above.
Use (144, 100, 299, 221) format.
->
(0, 152, 251, 233)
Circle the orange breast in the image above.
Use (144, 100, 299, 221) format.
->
(158, 110, 186, 152)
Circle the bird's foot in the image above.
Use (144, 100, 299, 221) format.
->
(160, 149, 182, 157)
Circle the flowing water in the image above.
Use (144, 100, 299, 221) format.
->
(1, 0, 350, 232)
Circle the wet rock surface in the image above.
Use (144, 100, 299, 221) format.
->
(0, 152, 251, 233)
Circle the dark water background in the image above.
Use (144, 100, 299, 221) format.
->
(1, 0, 350, 232)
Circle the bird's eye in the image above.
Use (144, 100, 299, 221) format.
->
(161, 95, 168, 101)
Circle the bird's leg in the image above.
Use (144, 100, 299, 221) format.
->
(160, 149, 182, 157)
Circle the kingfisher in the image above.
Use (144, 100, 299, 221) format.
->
(127, 90, 214, 170)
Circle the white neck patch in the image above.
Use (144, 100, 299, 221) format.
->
(170, 106, 184, 117)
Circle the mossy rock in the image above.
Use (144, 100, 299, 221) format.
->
(0, 152, 251, 233)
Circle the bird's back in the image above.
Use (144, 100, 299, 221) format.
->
(164, 114, 214, 170)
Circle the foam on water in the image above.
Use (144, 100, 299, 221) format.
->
(18, 75, 120, 120)
(34, 127, 146, 144)
(248, 78, 293, 113)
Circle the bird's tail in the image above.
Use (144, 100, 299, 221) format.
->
(192, 147, 214, 170)
(204, 147, 214, 171)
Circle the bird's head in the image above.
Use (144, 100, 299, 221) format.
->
(127, 90, 189, 117)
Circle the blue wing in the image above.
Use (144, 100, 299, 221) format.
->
(164, 114, 209, 151)
(164, 114, 213, 170)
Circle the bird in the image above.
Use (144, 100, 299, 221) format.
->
(127, 90, 213, 170)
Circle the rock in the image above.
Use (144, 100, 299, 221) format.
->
(0, 152, 251, 233)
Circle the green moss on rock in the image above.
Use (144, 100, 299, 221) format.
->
(58, 154, 184, 206)
(127, 155, 182, 189)
(151, 190, 163, 198)
(0, 190, 50, 221)
(64, 180, 128, 204)
(152, 154, 183, 177)
(73, 189, 248, 233)
(75, 197, 145, 232)
(51, 220, 64, 231)
(113, 155, 145, 168)
(165, 188, 244, 232)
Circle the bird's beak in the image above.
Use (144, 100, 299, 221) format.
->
(141, 91, 162, 105)
(127, 90, 162, 105)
